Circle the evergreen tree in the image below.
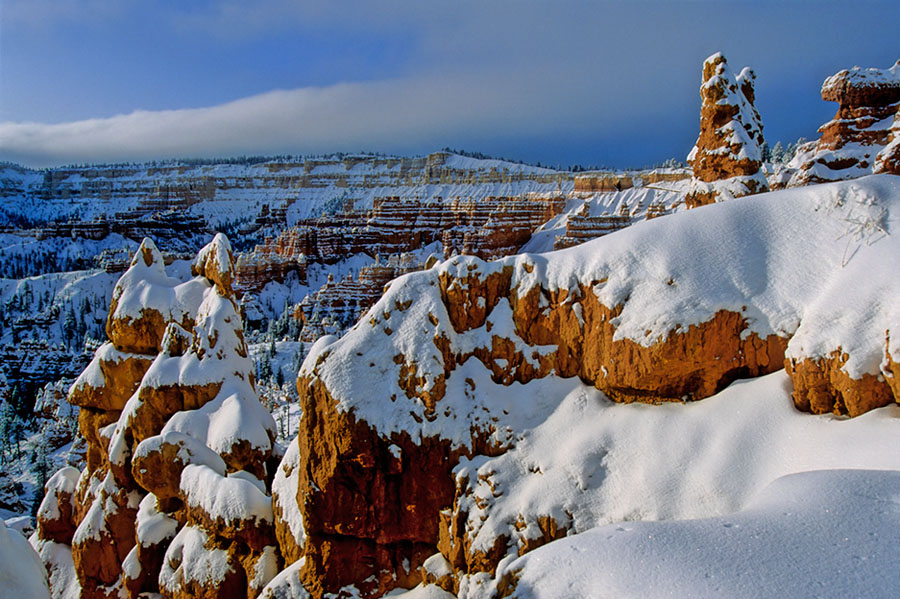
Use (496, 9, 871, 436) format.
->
(30, 443, 49, 524)
(258, 353, 272, 382)
(0, 402, 12, 464)
(771, 141, 785, 164)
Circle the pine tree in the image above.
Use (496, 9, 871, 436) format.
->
(0, 402, 12, 464)
(30, 443, 49, 524)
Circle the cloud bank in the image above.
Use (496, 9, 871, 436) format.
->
(0, 68, 662, 167)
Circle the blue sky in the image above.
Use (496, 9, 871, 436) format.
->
(1, 0, 898, 168)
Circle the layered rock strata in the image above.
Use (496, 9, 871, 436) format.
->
(296, 254, 424, 338)
(247, 195, 566, 268)
(289, 176, 899, 597)
(235, 236, 308, 295)
(790, 60, 900, 185)
(685, 53, 769, 208)
(32, 235, 281, 599)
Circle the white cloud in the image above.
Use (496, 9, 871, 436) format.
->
(1, 69, 629, 167)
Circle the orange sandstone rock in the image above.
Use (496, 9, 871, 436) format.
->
(294, 375, 461, 597)
(68, 344, 154, 411)
(35, 467, 81, 545)
(790, 60, 900, 185)
(686, 53, 768, 208)
(786, 351, 894, 417)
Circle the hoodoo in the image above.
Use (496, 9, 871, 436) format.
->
(685, 52, 769, 208)
(789, 60, 900, 185)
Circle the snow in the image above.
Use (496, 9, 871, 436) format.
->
(450, 369, 900, 566)
(386, 584, 456, 599)
(192, 233, 234, 286)
(159, 525, 233, 592)
(301, 175, 900, 447)
(5, 515, 34, 535)
(499, 469, 900, 599)
(180, 464, 274, 525)
(37, 467, 79, 522)
(251, 546, 281, 592)
(521, 183, 690, 254)
(109, 238, 199, 323)
(135, 493, 179, 547)
(160, 382, 276, 460)
(1, 519, 51, 599)
(821, 63, 900, 99)
(1, 153, 572, 230)
(71, 343, 131, 390)
(132, 430, 227, 480)
(272, 439, 305, 547)
(259, 559, 311, 599)
(29, 537, 80, 599)
(422, 554, 452, 580)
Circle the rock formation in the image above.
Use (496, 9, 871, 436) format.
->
(1, 153, 572, 261)
(789, 60, 900, 185)
(874, 104, 900, 175)
(553, 205, 630, 249)
(296, 254, 424, 338)
(285, 175, 899, 597)
(254, 195, 566, 267)
(235, 237, 309, 295)
(32, 234, 280, 599)
(685, 53, 769, 208)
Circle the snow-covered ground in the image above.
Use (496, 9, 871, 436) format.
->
(503, 469, 900, 599)
(369, 368, 900, 598)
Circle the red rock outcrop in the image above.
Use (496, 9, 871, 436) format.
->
(293, 375, 467, 598)
(573, 174, 633, 193)
(786, 351, 894, 417)
(240, 194, 565, 271)
(790, 60, 900, 185)
(296, 254, 424, 339)
(288, 174, 900, 596)
(553, 205, 630, 250)
(35, 467, 81, 546)
(235, 235, 309, 295)
(686, 53, 769, 208)
(33, 234, 281, 599)
(290, 260, 792, 596)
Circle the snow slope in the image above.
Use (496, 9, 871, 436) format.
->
(1, 519, 51, 599)
(502, 468, 900, 599)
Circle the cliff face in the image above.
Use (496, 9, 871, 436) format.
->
(32, 235, 281, 599)
(685, 53, 769, 208)
(284, 175, 899, 597)
(790, 61, 900, 185)
(1, 153, 572, 244)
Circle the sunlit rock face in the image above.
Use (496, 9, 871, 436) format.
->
(685, 52, 769, 208)
(790, 60, 900, 185)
